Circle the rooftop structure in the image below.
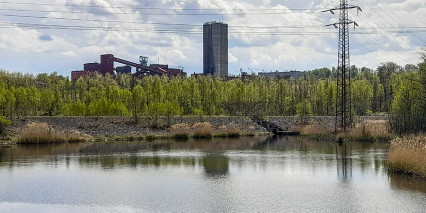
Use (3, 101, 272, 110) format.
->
(258, 71, 302, 79)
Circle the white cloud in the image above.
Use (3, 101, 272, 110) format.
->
(229, 52, 237, 62)
(0, 0, 423, 76)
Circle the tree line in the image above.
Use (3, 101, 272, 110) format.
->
(0, 59, 425, 133)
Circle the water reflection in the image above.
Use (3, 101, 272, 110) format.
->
(336, 142, 353, 181)
(389, 173, 426, 193)
(78, 155, 202, 169)
(1, 136, 426, 212)
(203, 154, 229, 177)
(0, 136, 401, 182)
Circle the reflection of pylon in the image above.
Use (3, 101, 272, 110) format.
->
(323, 0, 361, 132)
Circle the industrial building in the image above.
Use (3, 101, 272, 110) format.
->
(71, 54, 186, 81)
(203, 21, 228, 77)
(258, 71, 302, 79)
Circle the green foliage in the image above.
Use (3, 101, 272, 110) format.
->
(352, 80, 373, 115)
(0, 116, 12, 134)
(0, 59, 424, 135)
(391, 72, 425, 134)
(296, 99, 312, 118)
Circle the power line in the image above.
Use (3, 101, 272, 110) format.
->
(2, 12, 425, 30)
(1, 21, 424, 35)
(0, 8, 318, 16)
(0, 13, 325, 29)
(352, 34, 415, 64)
(356, 0, 425, 48)
(0, 1, 324, 11)
(375, 1, 425, 45)
(348, 3, 421, 55)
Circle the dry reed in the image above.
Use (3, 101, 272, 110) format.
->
(18, 122, 86, 144)
(291, 122, 333, 136)
(388, 134, 426, 178)
(292, 120, 392, 141)
(193, 122, 213, 138)
(218, 123, 242, 137)
(170, 123, 191, 139)
(347, 120, 390, 139)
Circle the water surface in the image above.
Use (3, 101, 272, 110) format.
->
(0, 136, 425, 212)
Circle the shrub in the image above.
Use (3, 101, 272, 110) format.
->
(388, 135, 426, 178)
(218, 123, 241, 137)
(171, 123, 190, 139)
(0, 116, 12, 135)
(18, 122, 86, 144)
(193, 122, 213, 138)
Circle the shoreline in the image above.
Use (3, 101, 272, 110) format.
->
(1, 115, 391, 144)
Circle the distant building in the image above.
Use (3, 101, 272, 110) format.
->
(71, 54, 186, 81)
(258, 71, 302, 79)
(203, 21, 228, 77)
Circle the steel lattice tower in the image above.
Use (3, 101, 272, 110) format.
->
(324, 1, 361, 132)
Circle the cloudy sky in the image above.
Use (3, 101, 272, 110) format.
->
(0, 0, 424, 76)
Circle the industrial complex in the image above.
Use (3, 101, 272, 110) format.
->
(71, 54, 186, 81)
(71, 21, 301, 81)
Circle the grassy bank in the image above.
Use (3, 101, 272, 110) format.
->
(387, 135, 426, 178)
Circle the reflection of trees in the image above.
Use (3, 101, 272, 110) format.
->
(78, 155, 200, 169)
(203, 154, 229, 177)
(336, 143, 352, 181)
(389, 173, 426, 193)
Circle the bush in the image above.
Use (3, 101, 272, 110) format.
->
(193, 122, 213, 138)
(218, 123, 241, 137)
(18, 122, 86, 144)
(0, 116, 12, 135)
(171, 123, 190, 139)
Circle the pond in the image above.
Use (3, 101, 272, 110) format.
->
(0, 136, 425, 212)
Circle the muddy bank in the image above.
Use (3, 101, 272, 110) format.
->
(4, 115, 389, 140)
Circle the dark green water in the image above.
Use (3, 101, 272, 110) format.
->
(0, 136, 425, 212)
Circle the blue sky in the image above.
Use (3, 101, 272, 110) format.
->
(0, 0, 424, 76)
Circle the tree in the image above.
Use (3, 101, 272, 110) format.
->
(352, 80, 373, 115)
(296, 99, 312, 119)
(130, 85, 144, 122)
(40, 89, 55, 116)
(377, 62, 402, 111)
(0, 116, 12, 135)
(391, 73, 424, 134)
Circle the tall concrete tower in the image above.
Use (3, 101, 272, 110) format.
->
(203, 21, 228, 77)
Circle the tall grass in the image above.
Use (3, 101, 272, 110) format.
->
(292, 124, 333, 136)
(292, 120, 393, 141)
(218, 123, 242, 137)
(18, 122, 86, 144)
(193, 122, 213, 138)
(388, 134, 426, 178)
(346, 120, 391, 140)
(170, 123, 190, 139)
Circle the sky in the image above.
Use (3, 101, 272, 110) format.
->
(0, 0, 425, 77)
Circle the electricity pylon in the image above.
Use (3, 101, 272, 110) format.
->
(323, 0, 361, 132)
